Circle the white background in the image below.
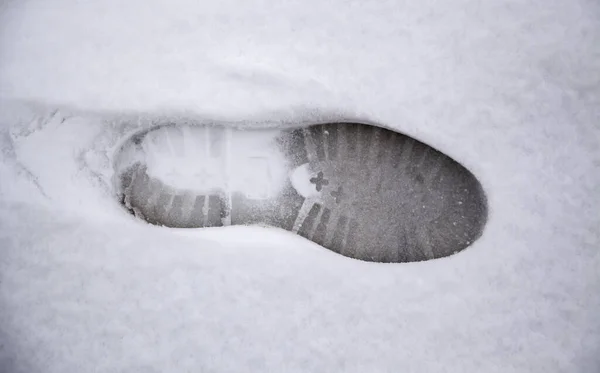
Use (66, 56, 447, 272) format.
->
(1, 0, 599, 372)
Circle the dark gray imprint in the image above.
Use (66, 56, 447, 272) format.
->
(114, 122, 487, 262)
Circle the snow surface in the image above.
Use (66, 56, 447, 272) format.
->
(139, 126, 288, 200)
(1, 0, 600, 372)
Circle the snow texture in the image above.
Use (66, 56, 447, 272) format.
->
(1, 0, 599, 372)
(139, 126, 288, 199)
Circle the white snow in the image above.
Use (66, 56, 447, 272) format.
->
(140, 126, 288, 200)
(290, 163, 320, 199)
(1, 0, 600, 372)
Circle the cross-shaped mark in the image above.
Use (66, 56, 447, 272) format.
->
(310, 171, 329, 191)
(330, 185, 344, 204)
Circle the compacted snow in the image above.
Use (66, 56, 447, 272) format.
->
(1, 0, 599, 372)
